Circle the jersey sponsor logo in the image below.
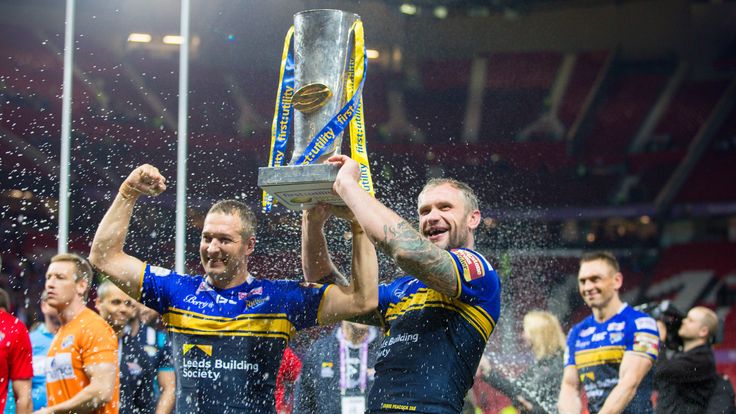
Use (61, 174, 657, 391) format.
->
(238, 287, 263, 300)
(61, 335, 74, 349)
(607, 322, 625, 331)
(181, 344, 260, 381)
(610, 332, 624, 344)
(452, 249, 486, 281)
(183, 343, 213, 356)
(580, 372, 595, 382)
(321, 361, 334, 378)
(575, 340, 590, 348)
(215, 295, 237, 305)
(580, 327, 596, 337)
(591, 332, 607, 342)
(183, 294, 215, 310)
(635, 317, 658, 331)
(150, 266, 172, 277)
(245, 296, 270, 309)
(46, 352, 75, 383)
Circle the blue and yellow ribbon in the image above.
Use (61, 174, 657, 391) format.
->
(262, 20, 374, 212)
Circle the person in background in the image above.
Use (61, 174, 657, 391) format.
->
(28, 291, 60, 411)
(35, 253, 118, 414)
(0, 288, 32, 414)
(276, 347, 302, 414)
(128, 302, 175, 414)
(655, 306, 718, 413)
(558, 251, 659, 414)
(295, 322, 380, 414)
(96, 281, 157, 414)
(478, 310, 566, 413)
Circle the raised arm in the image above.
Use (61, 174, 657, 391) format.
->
(558, 365, 582, 414)
(317, 211, 379, 325)
(301, 205, 348, 286)
(88, 164, 166, 298)
(598, 353, 653, 414)
(328, 155, 458, 297)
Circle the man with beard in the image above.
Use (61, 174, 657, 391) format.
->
(558, 252, 659, 414)
(89, 164, 378, 414)
(302, 155, 501, 414)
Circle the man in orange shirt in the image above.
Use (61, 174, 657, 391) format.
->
(33, 253, 119, 414)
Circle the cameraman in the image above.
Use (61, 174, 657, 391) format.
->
(654, 306, 718, 413)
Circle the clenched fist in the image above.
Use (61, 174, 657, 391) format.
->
(119, 164, 167, 199)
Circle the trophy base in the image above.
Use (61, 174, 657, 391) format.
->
(258, 163, 344, 211)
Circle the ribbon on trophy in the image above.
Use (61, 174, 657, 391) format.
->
(262, 20, 374, 212)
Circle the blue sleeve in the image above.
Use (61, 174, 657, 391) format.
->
(281, 281, 330, 330)
(626, 313, 660, 361)
(564, 328, 578, 367)
(377, 282, 395, 318)
(139, 263, 176, 314)
(448, 249, 501, 321)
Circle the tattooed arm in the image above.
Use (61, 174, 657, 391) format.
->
(328, 155, 458, 297)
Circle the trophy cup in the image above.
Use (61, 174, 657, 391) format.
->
(258, 9, 373, 212)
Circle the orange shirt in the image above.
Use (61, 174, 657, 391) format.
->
(45, 307, 119, 414)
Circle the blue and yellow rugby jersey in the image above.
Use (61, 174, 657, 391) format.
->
(367, 248, 501, 414)
(138, 263, 329, 414)
(565, 304, 659, 414)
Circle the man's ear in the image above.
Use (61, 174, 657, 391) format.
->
(467, 210, 481, 230)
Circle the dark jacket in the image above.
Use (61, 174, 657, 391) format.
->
(482, 351, 564, 414)
(655, 344, 717, 414)
(294, 327, 380, 414)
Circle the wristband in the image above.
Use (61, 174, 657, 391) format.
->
(119, 182, 143, 200)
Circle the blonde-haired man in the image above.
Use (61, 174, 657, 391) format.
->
(35, 254, 119, 414)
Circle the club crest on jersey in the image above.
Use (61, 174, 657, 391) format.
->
(451, 249, 486, 281)
(610, 332, 624, 344)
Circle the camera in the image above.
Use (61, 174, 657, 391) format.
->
(634, 300, 684, 351)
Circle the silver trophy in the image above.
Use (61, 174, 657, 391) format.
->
(258, 9, 361, 211)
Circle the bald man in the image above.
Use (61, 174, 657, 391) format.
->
(654, 306, 719, 414)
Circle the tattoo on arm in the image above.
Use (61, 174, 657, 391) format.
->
(376, 221, 457, 296)
(316, 271, 349, 287)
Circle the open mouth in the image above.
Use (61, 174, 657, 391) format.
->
(425, 227, 448, 241)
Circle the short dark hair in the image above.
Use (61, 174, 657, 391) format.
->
(208, 199, 257, 239)
(580, 251, 620, 273)
(0, 288, 10, 311)
(50, 253, 94, 299)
